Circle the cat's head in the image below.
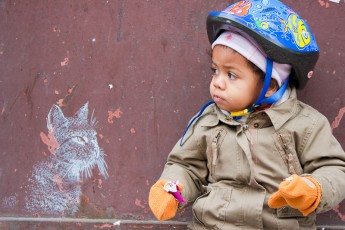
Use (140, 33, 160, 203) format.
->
(47, 103, 108, 181)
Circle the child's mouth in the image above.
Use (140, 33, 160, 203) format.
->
(213, 95, 223, 102)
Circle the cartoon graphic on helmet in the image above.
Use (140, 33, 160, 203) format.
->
(225, 0, 252, 16)
(286, 14, 311, 48)
(219, 0, 317, 52)
(207, 0, 319, 89)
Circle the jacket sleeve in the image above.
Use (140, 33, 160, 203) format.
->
(299, 112, 345, 213)
(159, 124, 209, 205)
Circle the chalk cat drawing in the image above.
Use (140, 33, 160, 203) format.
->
(25, 103, 108, 216)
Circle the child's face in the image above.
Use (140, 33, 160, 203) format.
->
(210, 45, 264, 112)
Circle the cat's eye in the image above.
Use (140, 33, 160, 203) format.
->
(72, 136, 87, 145)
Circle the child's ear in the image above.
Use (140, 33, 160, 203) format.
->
(265, 79, 279, 97)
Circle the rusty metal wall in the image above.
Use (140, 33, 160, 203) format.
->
(0, 0, 344, 229)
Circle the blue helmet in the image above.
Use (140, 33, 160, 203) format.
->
(207, 0, 319, 89)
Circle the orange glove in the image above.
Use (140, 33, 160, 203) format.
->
(268, 174, 322, 216)
(148, 180, 185, 220)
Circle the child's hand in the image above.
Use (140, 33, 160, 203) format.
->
(268, 174, 321, 216)
(148, 180, 185, 220)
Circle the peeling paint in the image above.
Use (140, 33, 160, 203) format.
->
(331, 107, 345, 130)
(318, 0, 330, 8)
(60, 57, 69, 66)
(40, 130, 59, 156)
(53, 26, 61, 33)
(135, 199, 145, 209)
(107, 108, 123, 123)
(93, 224, 113, 229)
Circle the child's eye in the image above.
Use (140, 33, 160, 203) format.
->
(228, 72, 237, 80)
(211, 67, 219, 75)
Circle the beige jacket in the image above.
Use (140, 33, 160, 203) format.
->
(160, 88, 345, 230)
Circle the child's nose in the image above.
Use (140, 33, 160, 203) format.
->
(213, 74, 226, 89)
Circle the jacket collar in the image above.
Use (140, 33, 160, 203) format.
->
(197, 104, 221, 127)
(264, 87, 300, 130)
(198, 104, 241, 127)
(198, 87, 300, 130)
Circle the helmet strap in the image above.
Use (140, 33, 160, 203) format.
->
(230, 58, 290, 120)
(254, 58, 273, 107)
(254, 57, 290, 106)
(180, 100, 215, 146)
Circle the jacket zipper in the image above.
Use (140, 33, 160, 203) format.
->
(278, 134, 295, 174)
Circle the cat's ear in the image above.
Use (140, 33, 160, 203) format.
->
(47, 104, 68, 130)
(74, 102, 89, 121)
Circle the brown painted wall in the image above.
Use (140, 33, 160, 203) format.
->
(0, 0, 344, 229)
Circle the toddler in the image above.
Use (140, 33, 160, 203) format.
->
(149, 1, 345, 229)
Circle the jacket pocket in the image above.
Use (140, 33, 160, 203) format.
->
(273, 129, 303, 175)
(276, 206, 317, 229)
(277, 206, 304, 218)
(192, 186, 232, 230)
(206, 128, 227, 181)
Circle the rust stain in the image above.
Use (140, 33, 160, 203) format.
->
(107, 108, 123, 124)
(331, 107, 345, 130)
